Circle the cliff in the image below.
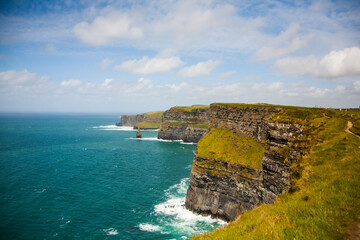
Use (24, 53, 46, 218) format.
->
(191, 106, 360, 239)
(185, 103, 304, 221)
(117, 111, 164, 129)
(158, 105, 210, 143)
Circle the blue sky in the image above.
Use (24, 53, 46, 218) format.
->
(0, 0, 359, 113)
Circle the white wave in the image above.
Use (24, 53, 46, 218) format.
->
(103, 228, 118, 235)
(34, 188, 47, 193)
(138, 223, 162, 232)
(93, 125, 135, 131)
(93, 125, 159, 131)
(140, 178, 226, 238)
(185, 165, 192, 170)
(164, 178, 189, 198)
(128, 137, 182, 142)
(155, 197, 224, 224)
(180, 142, 197, 145)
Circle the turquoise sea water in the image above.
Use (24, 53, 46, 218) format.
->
(0, 113, 224, 240)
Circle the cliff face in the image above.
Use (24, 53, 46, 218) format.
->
(117, 114, 145, 127)
(185, 103, 303, 221)
(158, 106, 210, 143)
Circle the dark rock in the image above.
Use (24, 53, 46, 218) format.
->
(157, 106, 210, 143)
(158, 122, 208, 143)
(136, 128, 142, 138)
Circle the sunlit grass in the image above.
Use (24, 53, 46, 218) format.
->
(135, 111, 164, 129)
(197, 128, 264, 169)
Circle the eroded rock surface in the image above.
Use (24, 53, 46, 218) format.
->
(158, 106, 210, 143)
(185, 104, 303, 221)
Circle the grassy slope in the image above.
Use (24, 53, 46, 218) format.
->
(213, 102, 303, 110)
(135, 111, 164, 129)
(192, 109, 360, 239)
(197, 128, 264, 169)
(170, 105, 209, 112)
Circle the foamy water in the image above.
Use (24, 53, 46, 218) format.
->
(138, 178, 226, 238)
(93, 125, 158, 131)
(129, 137, 183, 142)
(93, 125, 135, 131)
(104, 228, 119, 235)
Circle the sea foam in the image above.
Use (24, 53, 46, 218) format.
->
(103, 228, 118, 235)
(93, 125, 159, 131)
(128, 137, 182, 142)
(93, 125, 135, 131)
(138, 178, 226, 238)
(138, 223, 162, 232)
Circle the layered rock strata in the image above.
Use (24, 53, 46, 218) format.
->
(158, 106, 210, 143)
(185, 103, 303, 221)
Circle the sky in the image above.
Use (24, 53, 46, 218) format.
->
(0, 0, 359, 113)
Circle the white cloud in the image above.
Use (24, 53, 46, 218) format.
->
(98, 58, 113, 70)
(73, 11, 143, 45)
(101, 78, 112, 88)
(254, 23, 314, 61)
(1, 69, 360, 112)
(218, 71, 236, 78)
(274, 46, 360, 78)
(354, 80, 360, 92)
(125, 77, 153, 94)
(61, 79, 82, 87)
(153, 3, 234, 41)
(0, 69, 48, 86)
(267, 82, 284, 91)
(115, 55, 183, 75)
(179, 60, 221, 77)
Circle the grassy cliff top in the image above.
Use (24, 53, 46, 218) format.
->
(135, 111, 164, 129)
(197, 128, 264, 169)
(192, 108, 360, 239)
(169, 105, 209, 112)
(143, 111, 164, 116)
(212, 102, 315, 110)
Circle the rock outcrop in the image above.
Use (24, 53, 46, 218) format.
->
(136, 128, 142, 138)
(185, 103, 304, 221)
(158, 105, 210, 143)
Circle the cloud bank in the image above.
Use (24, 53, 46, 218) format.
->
(274, 47, 360, 78)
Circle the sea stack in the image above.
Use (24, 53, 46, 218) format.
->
(136, 128, 142, 138)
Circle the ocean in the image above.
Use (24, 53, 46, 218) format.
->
(0, 113, 225, 240)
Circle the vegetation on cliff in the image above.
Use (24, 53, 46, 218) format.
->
(192, 108, 360, 239)
(135, 111, 164, 129)
(169, 105, 209, 112)
(197, 128, 264, 169)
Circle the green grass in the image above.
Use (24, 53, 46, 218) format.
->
(212, 102, 306, 110)
(135, 111, 164, 129)
(169, 105, 209, 112)
(197, 128, 265, 169)
(350, 116, 360, 136)
(192, 109, 360, 240)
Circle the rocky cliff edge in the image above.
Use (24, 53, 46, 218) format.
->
(185, 103, 305, 221)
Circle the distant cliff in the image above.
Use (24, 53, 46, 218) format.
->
(117, 111, 164, 129)
(158, 105, 210, 143)
(185, 103, 304, 221)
